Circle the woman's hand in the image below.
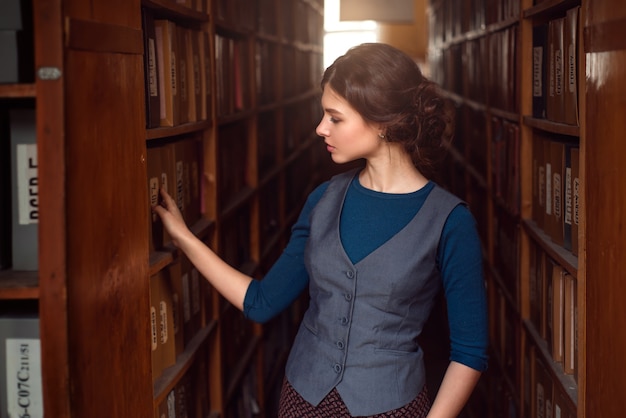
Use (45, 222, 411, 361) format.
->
(152, 187, 191, 248)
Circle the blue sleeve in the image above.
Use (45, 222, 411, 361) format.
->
(438, 204, 489, 371)
(243, 182, 329, 323)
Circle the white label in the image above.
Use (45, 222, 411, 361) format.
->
(6, 338, 43, 417)
(16, 144, 38, 225)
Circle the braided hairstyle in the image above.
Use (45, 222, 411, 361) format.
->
(321, 43, 454, 178)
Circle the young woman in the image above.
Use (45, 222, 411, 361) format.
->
(154, 42, 488, 418)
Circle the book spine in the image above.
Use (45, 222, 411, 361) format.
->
(10, 109, 38, 271)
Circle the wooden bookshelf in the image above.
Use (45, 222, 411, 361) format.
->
(431, 0, 626, 416)
(2, 0, 326, 417)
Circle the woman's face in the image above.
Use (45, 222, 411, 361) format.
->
(316, 86, 382, 164)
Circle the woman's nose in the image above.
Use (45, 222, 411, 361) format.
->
(316, 119, 327, 137)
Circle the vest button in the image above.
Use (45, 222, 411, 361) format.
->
(340, 316, 348, 325)
(346, 270, 355, 279)
(333, 364, 342, 373)
(336, 341, 345, 349)
(344, 293, 352, 301)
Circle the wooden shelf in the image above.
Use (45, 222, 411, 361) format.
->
(522, 219, 578, 278)
(153, 319, 218, 404)
(0, 270, 39, 300)
(523, 115, 580, 137)
(0, 83, 36, 98)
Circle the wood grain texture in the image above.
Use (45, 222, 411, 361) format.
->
(584, 1, 626, 413)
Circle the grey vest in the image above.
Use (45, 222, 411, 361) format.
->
(285, 169, 463, 416)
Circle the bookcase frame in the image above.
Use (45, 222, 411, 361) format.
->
(0, 0, 326, 417)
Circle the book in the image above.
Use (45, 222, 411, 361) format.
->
(571, 147, 580, 256)
(563, 143, 578, 252)
(532, 133, 545, 229)
(547, 17, 565, 123)
(167, 260, 185, 357)
(549, 140, 565, 246)
(563, 7, 580, 126)
(0, 0, 34, 83)
(176, 25, 189, 125)
(189, 29, 202, 122)
(141, 8, 161, 128)
(154, 19, 179, 127)
(0, 111, 11, 269)
(198, 30, 212, 121)
(534, 356, 553, 418)
(0, 313, 43, 418)
(149, 270, 162, 382)
(532, 23, 549, 119)
(563, 272, 577, 379)
(146, 145, 163, 252)
(551, 262, 564, 363)
(10, 109, 38, 271)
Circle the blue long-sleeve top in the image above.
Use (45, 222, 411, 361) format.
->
(243, 175, 489, 371)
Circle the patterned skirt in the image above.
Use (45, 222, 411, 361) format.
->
(277, 379, 431, 418)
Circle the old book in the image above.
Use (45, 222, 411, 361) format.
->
(549, 140, 565, 246)
(534, 356, 553, 418)
(10, 109, 38, 271)
(547, 17, 565, 123)
(551, 263, 565, 363)
(146, 145, 163, 252)
(141, 8, 160, 128)
(176, 25, 189, 124)
(571, 147, 580, 256)
(563, 143, 578, 252)
(532, 23, 549, 119)
(0, 111, 11, 269)
(532, 134, 545, 228)
(156, 269, 176, 371)
(154, 19, 179, 127)
(563, 7, 580, 126)
(149, 271, 162, 382)
(167, 260, 185, 357)
(0, 312, 43, 418)
(189, 29, 202, 122)
(563, 272, 578, 379)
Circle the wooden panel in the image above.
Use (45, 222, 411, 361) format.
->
(64, 49, 152, 417)
(64, 0, 141, 29)
(585, 36, 626, 418)
(33, 0, 71, 417)
(66, 18, 143, 54)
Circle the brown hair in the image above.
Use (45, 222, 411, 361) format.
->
(321, 43, 454, 177)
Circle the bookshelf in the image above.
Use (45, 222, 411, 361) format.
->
(1, 0, 325, 417)
(430, 0, 626, 416)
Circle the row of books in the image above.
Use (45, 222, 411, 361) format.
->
(529, 350, 576, 418)
(487, 25, 519, 114)
(147, 137, 202, 252)
(224, 363, 260, 418)
(430, 24, 518, 113)
(215, 34, 251, 117)
(154, 342, 212, 418)
(491, 280, 577, 418)
(529, 241, 578, 381)
(492, 117, 520, 216)
(0, 0, 33, 84)
(532, 135, 580, 256)
(0, 311, 43, 418)
(150, 254, 211, 383)
(0, 108, 38, 271)
(532, 7, 580, 126)
(428, 0, 520, 46)
(142, 9, 212, 129)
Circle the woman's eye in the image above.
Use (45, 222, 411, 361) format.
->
(329, 117, 340, 123)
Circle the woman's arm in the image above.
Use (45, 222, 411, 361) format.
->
(426, 361, 481, 418)
(153, 187, 252, 310)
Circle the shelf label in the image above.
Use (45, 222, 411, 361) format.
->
(5, 338, 43, 418)
(16, 143, 38, 225)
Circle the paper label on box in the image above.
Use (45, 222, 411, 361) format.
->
(16, 143, 38, 225)
(6, 338, 43, 417)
